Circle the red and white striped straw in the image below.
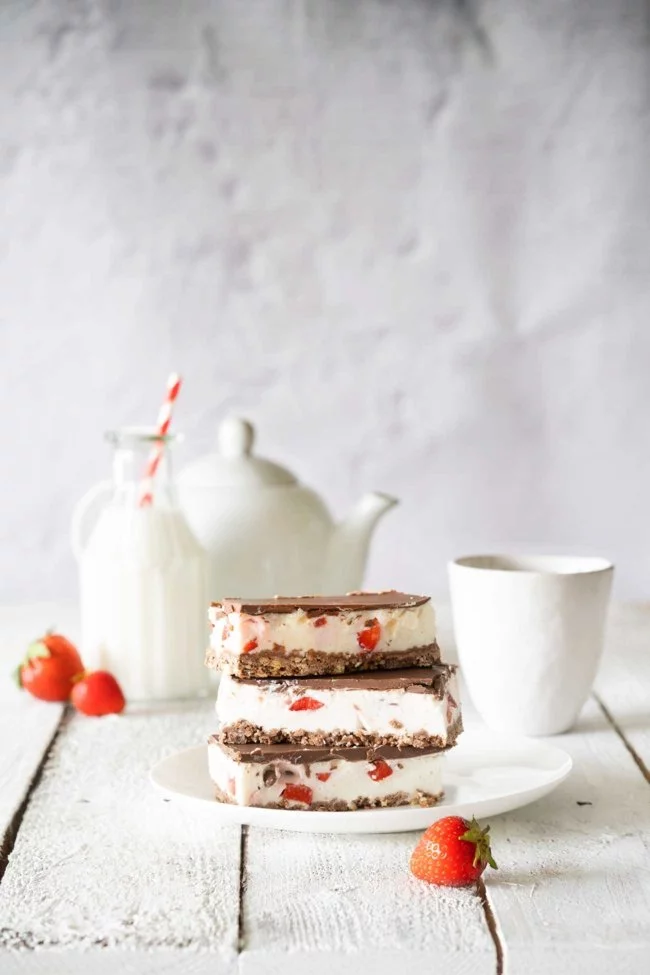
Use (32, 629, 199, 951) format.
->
(139, 373, 182, 506)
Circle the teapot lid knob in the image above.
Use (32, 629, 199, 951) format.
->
(178, 416, 297, 486)
(219, 417, 255, 458)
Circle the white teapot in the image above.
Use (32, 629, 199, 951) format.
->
(177, 417, 397, 600)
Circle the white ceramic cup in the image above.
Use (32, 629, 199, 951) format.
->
(448, 554, 614, 736)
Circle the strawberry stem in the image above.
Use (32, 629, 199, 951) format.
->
(460, 817, 498, 871)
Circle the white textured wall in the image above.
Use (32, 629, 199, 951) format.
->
(2, 0, 650, 602)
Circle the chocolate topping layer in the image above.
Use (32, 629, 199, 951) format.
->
(211, 590, 429, 617)
(231, 664, 455, 698)
(209, 737, 452, 764)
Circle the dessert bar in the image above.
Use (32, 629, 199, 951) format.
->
(207, 591, 439, 678)
(208, 738, 446, 810)
(217, 664, 462, 748)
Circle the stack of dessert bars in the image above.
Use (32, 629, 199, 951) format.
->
(205, 592, 462, 811)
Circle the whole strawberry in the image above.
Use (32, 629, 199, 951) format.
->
(14, 632, 84, 702)
(71, 671, 126, 717)
(410, 815, 497, 886)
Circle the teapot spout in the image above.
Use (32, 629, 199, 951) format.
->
(324, 492, 398, 594)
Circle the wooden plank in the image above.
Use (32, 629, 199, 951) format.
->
(0, 605, 75, 848)
(594, 602, 650, 774)
(484, 696, 650, 975)
(0, 698, 63, 861)
(0, 701, 240, 973)
(240, 826, 497, 975)
(1, 948, 238, 975)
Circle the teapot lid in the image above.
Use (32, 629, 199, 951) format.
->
(178, 417, 296, 488)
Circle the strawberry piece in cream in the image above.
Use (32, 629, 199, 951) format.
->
(289, 696, 324, 711)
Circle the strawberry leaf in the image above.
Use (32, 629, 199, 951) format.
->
(460, 817, 498, 871)
(12, 664, 24, 689)
(26, 641, 51, 662)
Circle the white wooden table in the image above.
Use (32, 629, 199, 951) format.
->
(1, 603, 649, 975)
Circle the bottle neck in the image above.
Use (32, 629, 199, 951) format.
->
(111, 441, 177, 509)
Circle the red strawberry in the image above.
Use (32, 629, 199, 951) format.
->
(367, 758, 393, 781)
(242, 638, 258, 653)
(280, 783, 313, 805)
(410, 816, 498, 887)
(70, 671, 126, 717)
(357, 619, 381, 652)
(289, 696, 324, 711)
(316, 772, 331, 782)
(14, 632, 84, 702)
(313, 616, 328, 628)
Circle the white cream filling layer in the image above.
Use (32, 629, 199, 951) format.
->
(208, 743, 444, 807)
(208, 601, 436, 657)
(217, 671, 460, 741)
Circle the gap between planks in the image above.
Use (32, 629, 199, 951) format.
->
(477, 877, 504, 975)
(238, 825, 248, 953)
(0, 709, 67, 886)
(593, 692, 650, 785)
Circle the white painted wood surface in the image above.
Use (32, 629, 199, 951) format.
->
(486, 697, 650, 974)
(0, 603, 649, 974)
(241, 828, 496, 975)
(0, 704, 240, 963)
(595, 603, 650, 773)
(0, 605, 75, 844)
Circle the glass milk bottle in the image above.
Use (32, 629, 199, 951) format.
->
(72, 428, 210, 700)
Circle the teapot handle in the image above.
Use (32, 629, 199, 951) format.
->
(71, 481, 113, 560)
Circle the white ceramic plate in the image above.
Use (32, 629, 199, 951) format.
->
(150, 731, 572, 834)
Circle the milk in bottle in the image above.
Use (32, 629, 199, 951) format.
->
(72, 428, 210, 700)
